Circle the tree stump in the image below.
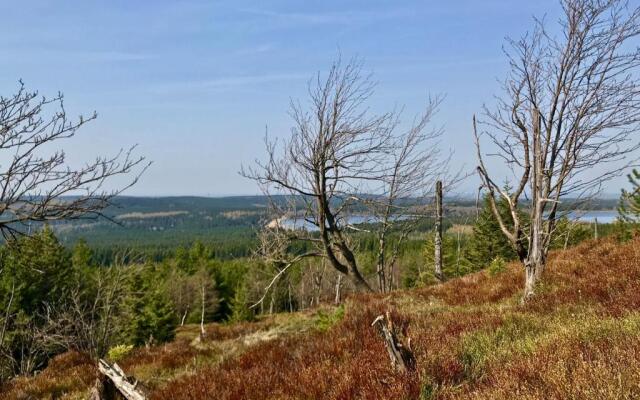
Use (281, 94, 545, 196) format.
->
(371, 311, 416, 373)
(92, 360, 147, 400)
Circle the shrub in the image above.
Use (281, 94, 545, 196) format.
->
(108, 344, 134, 362)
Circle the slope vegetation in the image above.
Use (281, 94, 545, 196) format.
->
(3, 237, 640, 399)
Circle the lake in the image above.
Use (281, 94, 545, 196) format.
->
(275, 210, 620, 231)
(563, 210, 618, 224)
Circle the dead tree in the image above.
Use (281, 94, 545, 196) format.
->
(93, 360, 147, 400)
(334, 274, 343, 305)
(244, 57, 449, 296)
(371, 312, 415, 373)
(474, 0, 640, 301)
(368, 98, 451, 293)
(433, 180, 444, 281)
(29, 254, 133, 360)
(0, 82, 148, 239)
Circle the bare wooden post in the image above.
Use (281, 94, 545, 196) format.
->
(594, 217, 599, 240)
(434, 180, 444, 281)
(371, 312, 415, 373)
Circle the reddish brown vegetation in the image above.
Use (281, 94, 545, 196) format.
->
(2, 238, 640, 399)
(151, 238, 640, 400)
(0, 351, 96, 400)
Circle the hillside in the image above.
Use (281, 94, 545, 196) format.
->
(45, 195, 617, 260)
(3, 237, 640, 399)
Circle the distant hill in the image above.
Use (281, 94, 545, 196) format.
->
(49, 196, 271, 257)
(45, 194, 619, 258)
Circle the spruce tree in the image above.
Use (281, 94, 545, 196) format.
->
(467, 193, 519, 268)
(126, 265, 177, 346)
(619, 169, 640, 224)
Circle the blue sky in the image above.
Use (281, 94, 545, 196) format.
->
(2, 0, 616, 197)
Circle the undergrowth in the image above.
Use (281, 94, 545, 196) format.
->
(2, 237, 640, 399)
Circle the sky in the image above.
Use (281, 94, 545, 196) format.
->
(0, 0, 629, 197)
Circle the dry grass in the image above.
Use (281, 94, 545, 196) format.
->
(3, 238, 640, 399)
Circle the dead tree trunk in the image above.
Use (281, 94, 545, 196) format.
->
(94, 360, 146, 400)
(180, 307, 189, 327)
(371, 312, 415, 373)
(434, 180, 444, 281)
(334, 274, 343, 305)
(199, 285, 206, 340)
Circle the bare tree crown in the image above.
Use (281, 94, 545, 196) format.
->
(475, 0, 640, 299)
(0, 82, 149, 238)
(244, 57, 449, 295)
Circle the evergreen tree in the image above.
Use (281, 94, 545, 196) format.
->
(71, 239, 93, 270)
(619, 169, 640, 224)
(126, 265, 177, 346)
(467, 193, 519, 268)
(228, 283, 254, 322)
(0, 227, 71, 317)
(0, 227, 74, 376)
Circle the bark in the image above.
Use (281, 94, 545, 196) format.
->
(523, 259, 544, 301)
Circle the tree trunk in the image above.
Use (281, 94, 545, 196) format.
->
(377, 235, 386, 293)
(387, 260, 395, 293)
(180, 308, 188, 327)
(269, 291, 275, 314)
(199, 286, 206, 340)
(523, 206, 545, 301)
(334, 274, 343, 305)
(523, 259, 544, 301)
(434, 180, 444, 281)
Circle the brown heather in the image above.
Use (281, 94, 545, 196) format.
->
(2, 237, 640, 399)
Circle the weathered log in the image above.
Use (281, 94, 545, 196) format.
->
(371, 312, 416, 373)
(95, 359, 146, 400)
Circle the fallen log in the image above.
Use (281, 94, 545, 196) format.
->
(371, 311, 416, 373)
(92, 359, 147, 400)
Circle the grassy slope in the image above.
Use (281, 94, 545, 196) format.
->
(3, 237, 640, 399)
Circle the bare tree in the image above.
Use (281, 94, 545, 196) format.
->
(243, 57, 395, 293)
(367, 98, 450, 292)
(27, 256, 132, 362)
(474, 0, 640, 300)
(0, 82, 148, 238)
(244, 57, 447, 296)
